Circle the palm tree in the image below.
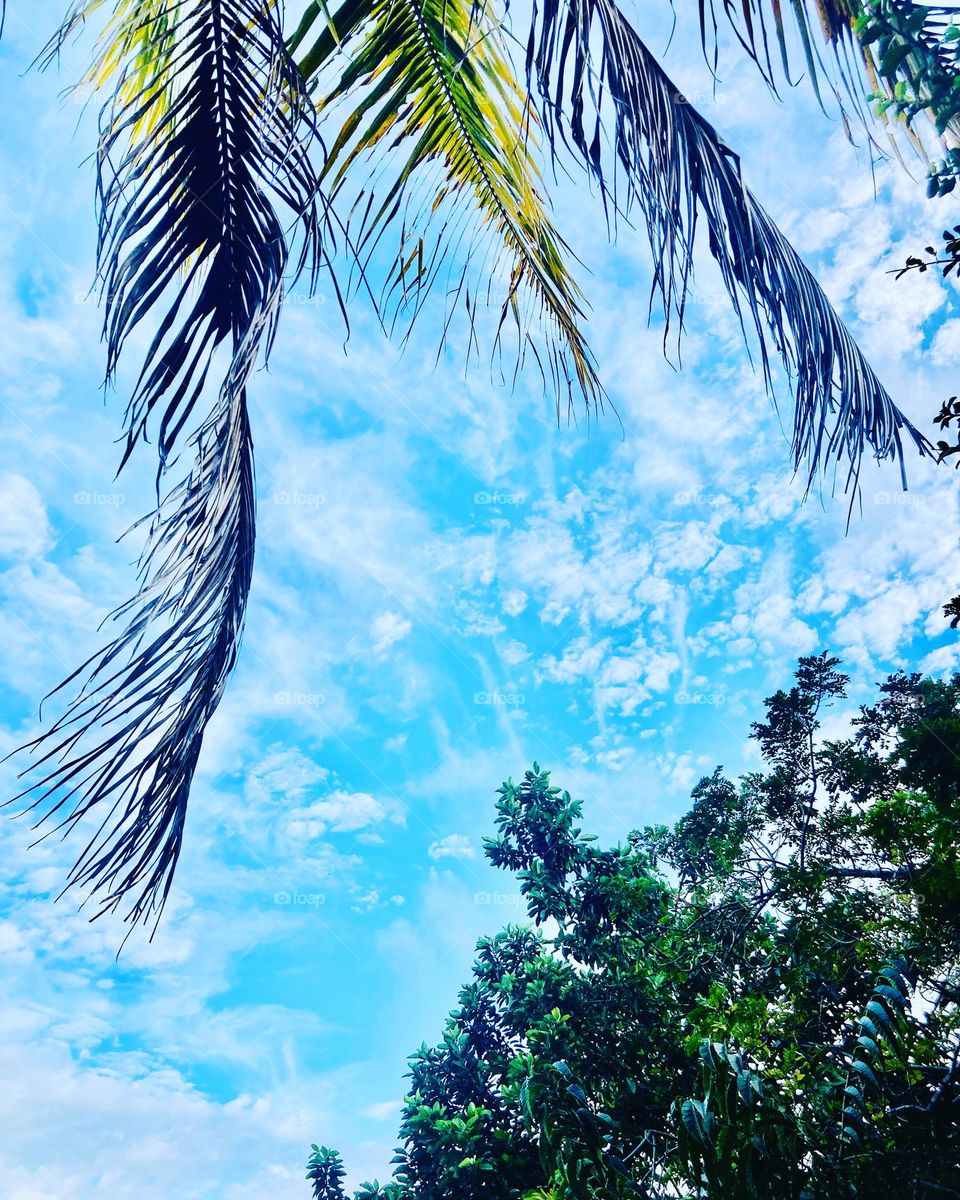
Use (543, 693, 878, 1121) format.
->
(4, 0, 952, 933)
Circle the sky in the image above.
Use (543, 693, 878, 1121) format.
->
(0, 2, 959, 1197)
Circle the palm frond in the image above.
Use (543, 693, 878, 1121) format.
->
(699, 0, 960, 154)
(526, 0, 932, 489)
(9, 0, 328, 930)
(697, 0, 862, 98)
(17, 375, 255, 931)
(295, 0, 601, 410)
(46, 0, 180, 131)
(841, 957, 916, 1148)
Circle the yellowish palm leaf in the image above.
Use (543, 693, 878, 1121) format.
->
(296, 0, 601, 409)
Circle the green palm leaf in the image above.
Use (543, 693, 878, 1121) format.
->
(295, 0, 601, 409)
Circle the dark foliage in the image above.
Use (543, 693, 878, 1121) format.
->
(8, 0, 329, 931)
(314, 655, 960, 1198)
(524, 0, 931, 494)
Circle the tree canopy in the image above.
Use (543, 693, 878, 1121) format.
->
(310, 654, 960, 1198)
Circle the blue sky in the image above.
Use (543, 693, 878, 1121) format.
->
(1, 3, 959, 1197)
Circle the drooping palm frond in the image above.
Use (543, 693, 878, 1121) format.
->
(45, 0, 180, 132)
(292, 0, 601, 410)
(526, 0, 931, 490)
(9, 0, 328, 930)
(18, 372, 255, 931)
(697, 0, 863, 99)
(841, 957, 916, 1148)
(699, 0, 960, 156)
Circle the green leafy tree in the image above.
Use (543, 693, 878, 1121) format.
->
(4, 3, 946, 926)
(863, 3, 960, 630)
(853, 0, 960, 196)
(315, 654, 960, 1197)
(308, 1146, 349, 1200)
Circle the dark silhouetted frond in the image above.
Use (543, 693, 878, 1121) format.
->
(294, 0, 601, 411)
(526, 0, 932, 490)
(699, 0, 960, 156)
(697, 0, 863, 99)
(9, 0, 329, 930)
(17, 377, 255, 932)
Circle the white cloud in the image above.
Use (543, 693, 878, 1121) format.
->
(361, 1100, 404, 1121)
(370, 611, 413, 654)
(930, 317, 960, 366)
(356, 832, 385, 845)
(427, 834, 477, 861)
(501, 589, 528, 616)
(0, 920, 26, 956)
(0, 1037, 365, 1200)
(654, 751, 713, 794)
(286, 791, 396, 838)
(245, 747, 330, 806)
(500, 639, 530, 666)
(0, 473, 50, 560)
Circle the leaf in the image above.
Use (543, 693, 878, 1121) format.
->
(9, 0, 329, 930)
(876, 983, 909, 1009)
(850, 1059, 878, 1090)
(296, 0, 601, 414)
(681, 1098, 716, 1147)
(525, 0, 932, 494)
(856, 1035, 882, 1058)
(865, 999, 895, 1034)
